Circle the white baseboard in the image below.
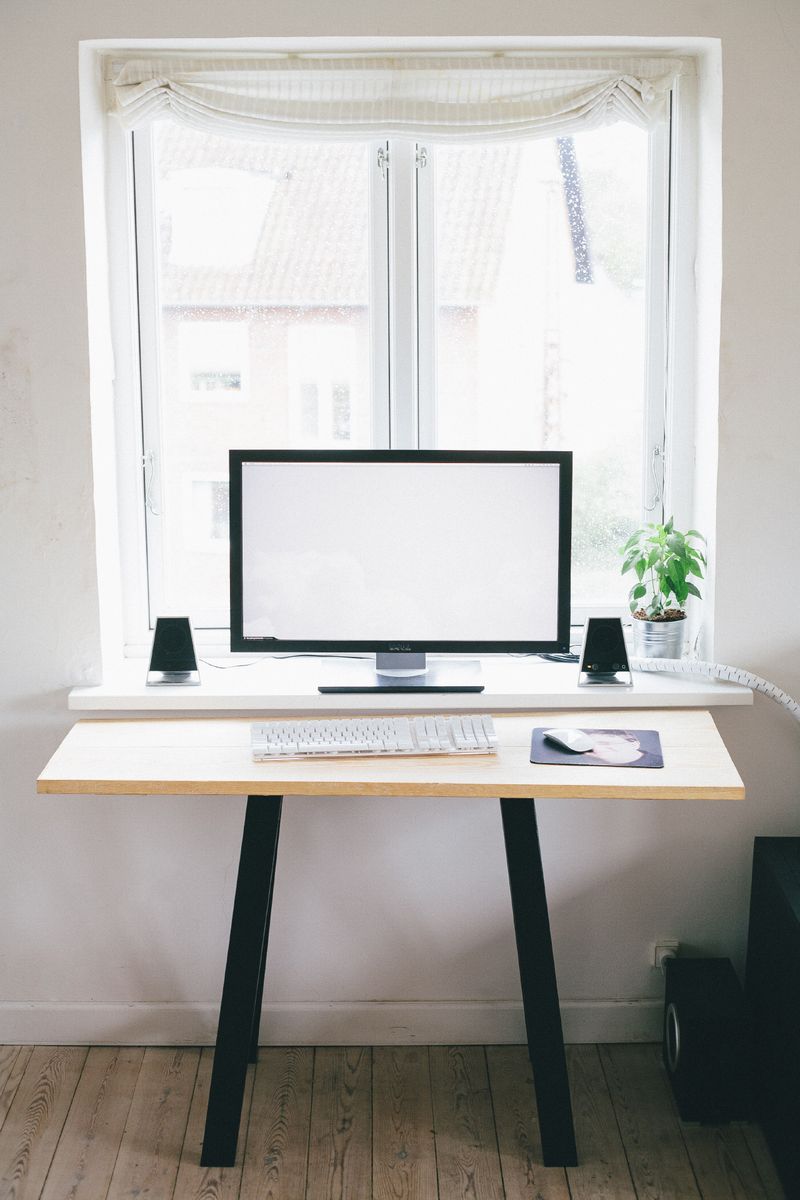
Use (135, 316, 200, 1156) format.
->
(0, 998, 663, 1046)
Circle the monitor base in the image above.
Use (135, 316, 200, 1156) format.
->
(319, 660, 484, 693)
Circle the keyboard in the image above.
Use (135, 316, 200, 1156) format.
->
(251, 714, 499, 760)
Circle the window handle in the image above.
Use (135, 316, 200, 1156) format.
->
(142, 449, 161, 517)
(643, 444, 663, 513)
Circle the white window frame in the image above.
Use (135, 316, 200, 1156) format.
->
(91, 40, 701, 657)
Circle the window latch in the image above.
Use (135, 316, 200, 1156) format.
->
(377, 146, 389, 180)
(643, 444, 664, 513)
(416, 146, 428, 170)
(142, 449, 161, 517)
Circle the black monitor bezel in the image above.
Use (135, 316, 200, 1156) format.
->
(229, 448, 572, 654)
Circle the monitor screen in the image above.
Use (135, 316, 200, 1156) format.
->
(229, 450, 572, 656)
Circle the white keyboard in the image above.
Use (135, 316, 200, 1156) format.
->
(251, 714, 498, 760)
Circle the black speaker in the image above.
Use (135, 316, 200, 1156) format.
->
(746, 838, 800, 1196)
(663, 957, 752, 1122)
(578, 617, 631, 685)
(146, 617, 200, 686)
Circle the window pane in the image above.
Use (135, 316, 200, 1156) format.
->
(430, 126, 650, 605)
(145, 122, 374, 624)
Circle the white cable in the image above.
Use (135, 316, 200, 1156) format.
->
(631, 657, 800, 723)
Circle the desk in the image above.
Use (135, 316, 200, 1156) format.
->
(38, 709, 744, 1168)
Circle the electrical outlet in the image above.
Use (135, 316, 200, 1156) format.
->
(652, 938, 680, 972)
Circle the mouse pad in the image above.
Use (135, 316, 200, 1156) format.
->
(530, 728, 664, 768)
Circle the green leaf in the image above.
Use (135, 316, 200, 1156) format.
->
(666, 563, 685, 595)
(686, 529, 706, 541)
(687, 562, 704, 578)
(635, 559, 645, 581)
(685, 581, 702, 599)
(631, 583, 647, 600)
(664, 515, 674, 533)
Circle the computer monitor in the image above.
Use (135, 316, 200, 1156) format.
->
(229, 449, 572, 692)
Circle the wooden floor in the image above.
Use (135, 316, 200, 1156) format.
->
(0, 1042, 784, 1200)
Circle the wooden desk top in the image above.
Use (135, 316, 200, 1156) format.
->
(37, 710, 744, 801)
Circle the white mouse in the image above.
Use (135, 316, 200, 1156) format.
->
(543, 728, 595, 753)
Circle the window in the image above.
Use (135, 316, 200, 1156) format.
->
(102, 47, 689, 645)
(419, 127, 657, 607)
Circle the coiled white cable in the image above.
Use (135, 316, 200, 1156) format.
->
(631, 657, 800, 724)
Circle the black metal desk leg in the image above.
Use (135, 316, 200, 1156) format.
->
(248, 807, 281, 1064)
(500, 796, 577, 1167)
(201, 794, 283, 1166)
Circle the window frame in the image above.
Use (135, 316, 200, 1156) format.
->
(98, 51, 698, 657)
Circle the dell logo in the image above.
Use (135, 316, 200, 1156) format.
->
(388, 644, 412, 652)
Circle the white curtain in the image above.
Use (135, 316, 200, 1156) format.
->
(107, 52, 687, 141)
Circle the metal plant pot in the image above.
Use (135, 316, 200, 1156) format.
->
(632, 615, 687, 660)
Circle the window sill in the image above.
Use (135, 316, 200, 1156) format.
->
(68, 655, 752, 713)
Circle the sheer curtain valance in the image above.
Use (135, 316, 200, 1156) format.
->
(107, 52, 687, 141)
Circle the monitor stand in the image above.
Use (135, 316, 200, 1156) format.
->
(318, 652, 484, 694)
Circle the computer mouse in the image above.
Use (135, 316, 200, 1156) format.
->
(543, 728, 595, 753)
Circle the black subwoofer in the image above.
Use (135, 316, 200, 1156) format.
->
(662, 957, 752, 1122)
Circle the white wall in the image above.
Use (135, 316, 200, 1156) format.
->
(2, 0, 799, 1045)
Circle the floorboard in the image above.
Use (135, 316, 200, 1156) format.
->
(372, 1046, 437, 1200)
(741, 1125, 787, 1200)
(40, 1047, 143, 1200)
(600, 1043, 702, 1199)
(566, 1044, 637, 1200)
(679, 1123, 770, 1200)
(240, 1047, 313, 1200)
(0, 1043, 784, 1200)
(105, 1046, 199, 1200)
(306, 1047, 371, 1200)
(0, 1049, 32, 1136)
(0, 1046, 87, 1200)
(485, 1044, 569, 1200)
(429, 1045, 504, 1200)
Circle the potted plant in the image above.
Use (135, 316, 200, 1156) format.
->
(619, 518, 706, 658)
